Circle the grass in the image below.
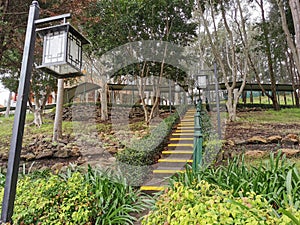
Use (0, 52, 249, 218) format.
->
(0, 110, 149, 155)
(237, 108, 300, 124)
(233, 108, 300, 169)
(0, 113, 79, 154)
(239, 93, 295, 105)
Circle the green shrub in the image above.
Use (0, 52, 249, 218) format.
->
(0, 167, 151, 225)
(116, 105, 189, 166)
(142, 180, 299, 225)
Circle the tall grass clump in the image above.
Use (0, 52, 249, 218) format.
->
(172, 152, 300, 210)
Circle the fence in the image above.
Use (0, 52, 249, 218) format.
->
(192, 99, 203, 171)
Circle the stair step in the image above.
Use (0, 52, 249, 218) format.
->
(175, 129, 194, 133)
(168, 143, 193, 147)
(176, 123, 194, 126)
(158, 159, 193, 163)
(169, 140, 193, 145)
(162, 150, 193, 154)
(172, 133, 194, 136)
(140, 186, 165, 191)
(161, 154, 192, 159)
(160, 154, 193, 159)
(140, 110, 196, 192)
(170, 138, 193, 141)
(157, 161, 192, 167)
(153, 169, 185, 174)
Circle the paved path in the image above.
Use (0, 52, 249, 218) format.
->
(140, 109, 195, 192)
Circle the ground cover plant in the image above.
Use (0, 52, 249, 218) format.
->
(142, 180, 300, 224)
(0, 166, 152, 225)
(238, 108, 300, 124)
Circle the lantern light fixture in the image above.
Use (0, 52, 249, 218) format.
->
(36, 22, 89, 78)
(195, 75, 207, 89)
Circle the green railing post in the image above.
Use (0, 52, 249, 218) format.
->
(193, 99, 203, 171)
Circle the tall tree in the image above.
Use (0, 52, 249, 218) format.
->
(251, 0, 280, 110)
(83, 0, 197, 123)
(196, 0, 248, 121)
(277, 0, 300, 78)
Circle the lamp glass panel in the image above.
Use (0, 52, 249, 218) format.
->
(67, 32, 82, 70)
(46, 64, 78, 75)
(43, 30, 66, 64)
(197, 76, 207, 88)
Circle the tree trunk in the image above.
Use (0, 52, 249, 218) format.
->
(289, 0, 300, 67)
(226, 89, 236, 121)
(100, 83, 108, 121)
(33, 109, 43, 127)
(137, 77, 150, 123)
(277, 0, 300, 75)
(5, 91, 12, 117)
(32, 96, 43, 127)
(53, 79, 64, 142)
(259, 0, 280, 110)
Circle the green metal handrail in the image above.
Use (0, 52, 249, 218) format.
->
(192, 99, 203, 171)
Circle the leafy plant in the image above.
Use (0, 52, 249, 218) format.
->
(0, 166, 152, 225)
(142, 180, 297, 224)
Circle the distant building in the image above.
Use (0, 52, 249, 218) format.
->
(0, 82, 55, 108)
(0, 83, 12, 107)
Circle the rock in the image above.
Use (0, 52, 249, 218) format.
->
(247, 136, 267, 144)
(225, 139, 235, 146)
(245, 150, 268, 158)
(108, 157, 116, 163)
(65, 143, 73, 149)
(69, 147, 81, 157)
(266, 135, 282, 143)
(1, 153, 9, 161)
(51, 163, 64, 172)
(72, 146, 80, 151)
(282, 134, 299, 145)
(52, 142, 58, 147)
(36, 150, 53, 159)
(21, 153, 36, 161)
(108, 147, 118, 154)
(234, 139, 247, 145)
(53, 150, 69, 158)
(277, 149, 300, 158)
(77, 157, 87, 165)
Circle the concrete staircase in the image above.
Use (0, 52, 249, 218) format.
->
(140, 109, 195, 192)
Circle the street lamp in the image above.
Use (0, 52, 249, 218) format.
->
(37, 23, 89, 78)
(195, 75, 207, 102)
(0, 1, 89, 223)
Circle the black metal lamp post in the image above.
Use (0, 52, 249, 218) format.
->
(0, 1, 89, 223)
